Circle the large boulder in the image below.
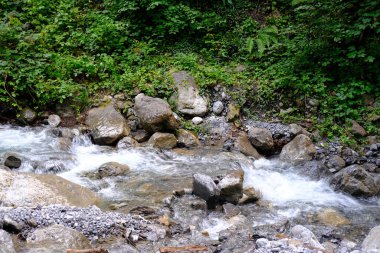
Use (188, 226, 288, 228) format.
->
(280, 134, 316, 164)
(0, 229, 16, 253)
(0, 170, 98, 207)
(148, 132, 177, 149)
(362, 226, 380, 252)
(218, 170, 244, 204)
(193, 173, 220, 209)
(85, 104, 129, 145)
(234, 132, 262, 159)
(330, 164, 379, 197)
(171, 71, 208, 116)
(248, 127, 274, 151)
(134, 94, 179, 133)
(24, 224, 90, 253)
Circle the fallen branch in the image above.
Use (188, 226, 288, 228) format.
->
(159, 245, 208, 252)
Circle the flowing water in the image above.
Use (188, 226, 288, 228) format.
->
(1, 125, 379, 240)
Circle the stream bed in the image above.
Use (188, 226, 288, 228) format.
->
(1, 125, 380, 252)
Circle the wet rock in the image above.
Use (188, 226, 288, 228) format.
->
(193, 173, 220, 209)
(326, 155, 346, 173)
(238, 186, 262, 204)
(0, 170, 98, 207)
(19, 108, 37, 123)
(55, 137, 72, 151)
(171, 71, 208, 116)
(3, 216, 23, 233)
(218, 170, 244, 204)
(362, 226, 380, 252)
(226, 103, 240, 122)
(177, 129, 200, 148)
(317, 208, 351, 227)
(350, 120, 367, 137)
(280, 134, 316, 165)
(134, 93, 179, 133)
(213, 101, 224, 115)
(330, 164, 380, 197)
(131, 129, 150, 143)
(85, 104, 129, 145)
(0, 229, 16, 253)
(34, 159, 66, 173)
(148, 132, 177, 149)
(85, 162, 130, 179)
(24, 224, 90, 253)
(47, 114, 61, 127)
(117, 136, 140, 149)
(223, 203, 241, 218)
(234, 132, 262, 160)
(192, 116, 203, 125)
(3, 153, 22, 169)
(248, 127, 274, 151)
(289, 225, 324, 250)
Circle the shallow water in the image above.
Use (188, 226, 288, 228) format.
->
(1, 125, 379, 237)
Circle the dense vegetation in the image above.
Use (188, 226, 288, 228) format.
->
(1, 0, 379, 141)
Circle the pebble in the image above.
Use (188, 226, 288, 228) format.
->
(0, 205, 151, 241)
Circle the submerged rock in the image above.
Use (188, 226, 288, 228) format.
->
(316, 208, 351, 227)
(330, 164, 379, 197)
(148, 132, 177, 149)
(193, 173, 220, 209)
(134, 93, 179, 133)
(280, 134, 316, 164)
(85, 162, 130, 179)
(171, 71, 208, 116)
(85, 104, 129, 145)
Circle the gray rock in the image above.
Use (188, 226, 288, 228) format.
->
(248, 127, 274, 151)
(289, 225, 324, 250)
(238, 186, 262, 204)
(19, 108, 37, 123)
(134, 94, 179, 133)
(85, 162, 130, 179)
(171, 71, 208, 116)
(326, 155, 346, 173)
(192, 116, 203, 125)
(148, 132, 177, 149)
(47, 114, 61, 127)
(24, 224, 90, 252)
(213, 101, 224, 115)
(362, 226, 380, 252)
(0, 230, 16, 253)
(222, 203, 240, 218)
(3, 153, 22, 169)
(85, 104, 129, 145)
(193, 173, 220, 209)
(280, 134, 316, 165)
(289, 124, 304, 136)
(117, 136, 140, 149)
(131, 130, 150, 143)
(218, 170, 244, 204)
(330, 164, 380, 197)
(177, 129, 200, 147)
(234, 132, 262, 160)
(256, 238, 270, 248)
